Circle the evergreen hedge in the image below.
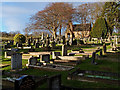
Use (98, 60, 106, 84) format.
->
(90, 17, 108, 39)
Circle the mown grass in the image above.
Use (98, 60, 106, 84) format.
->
(1, 44, 120, 88)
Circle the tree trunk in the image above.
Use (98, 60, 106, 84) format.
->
(59, 24, 62, 39)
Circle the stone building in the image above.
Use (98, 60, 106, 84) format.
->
(65, 21, 91, 39)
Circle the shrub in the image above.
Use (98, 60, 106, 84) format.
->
(90, 17, 108, 39)
(14, 34, 26, 44)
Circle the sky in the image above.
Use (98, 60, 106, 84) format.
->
(0, 0, 115, 34)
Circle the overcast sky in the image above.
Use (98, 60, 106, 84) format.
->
(1, 0, 114, 34)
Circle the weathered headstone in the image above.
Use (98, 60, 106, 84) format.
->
(103, 44, 106, 54)
(69, 37, 73, 45)
(62, 36, 65, 44)
(100, 49, 102, 56)
(40, 54, 50, 63)
(28, 39, 31, 46)
(62, 45, 67, 56)
(41, 32, 44, 40)
(66, 40, 70, 46)
(51, 41, 56, 49)
(11, 53, 22, 70)
(52, 52, 61, 59)
(91, 52, 96, 64)
(35, 43, 39, 48)
(33, 40, 36, 46)
(17, 43, 22, 47)
(28, 56, 37, 65)
(46, 34, 50, 47)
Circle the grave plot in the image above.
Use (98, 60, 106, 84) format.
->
(27, 64, 74, 71)
(67, 69, 120, 85)
(2, 74, 48, 90)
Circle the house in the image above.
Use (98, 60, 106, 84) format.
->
(65, 21, 91, 39)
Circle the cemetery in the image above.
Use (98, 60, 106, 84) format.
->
(1, 32, 120, 89)
(1, 1, 120, 90)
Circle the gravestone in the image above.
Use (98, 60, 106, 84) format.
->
(51, 41, 56, 49)
(62, 36, 65, 44)
(30, 37, 33, 43)
(46, 35, 50, 47)
(11, 48, 19, 52)
(35, 43, 39, 48)
(28, 56, 37, 65)
(100, 49, 102, 56)
(103, 44, 106, 54)
(69, 37, 73, 45)
(15, 75, 35, 90)
(28, 39, 31, 46)
(91, 52, 96, 64)
(17, 43, 22, 47)
(52, 52, 61, 59)
(47, 74, 61, 90)
(11, 53, 22, 70)
(62, 45, 67, 56)
(41, 32, 44, 40)
(42, 43, 45, 47)
(66, 40, 70, 46)
(40, 54, 50, 63)
(33, 40, 36, 46)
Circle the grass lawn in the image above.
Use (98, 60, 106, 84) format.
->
(1, 44, 120, 88)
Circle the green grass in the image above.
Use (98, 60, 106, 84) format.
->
(1, 44, 120, 88)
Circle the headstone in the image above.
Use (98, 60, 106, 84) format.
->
(42, 43, 45, 47)
(30, 37, 33, 43)
(15, 75, 35, 90)
(41, 32, 44, 40)
(62, 45, 67, 56)
(28, 39, 31, 46)
(17, 43, 22, 47)
(66, 40, 70, 46)
(52, 52, 61, 59)
(91, 52, 96, 64)
(35, 43, 39, 48)
(100, 49, 102, 56)
(11, 53, 22, 70)
(28, 56, 37, 65)
(103, 44, 106, 54)
(51, 41, 56, 49)
(47, 74, 61, 90)
(100, 37, 103, 44)
(33, 40, 36, 46)
(11, 48, 19, 52)
(62, 36, 65, 44)
(46, 35, 50, 47)
(40, 54, 50, 63)
(69, 37, 73, 45)
(115, 35, 118, 45)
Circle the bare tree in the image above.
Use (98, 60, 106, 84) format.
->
(30, 2, 75, 38)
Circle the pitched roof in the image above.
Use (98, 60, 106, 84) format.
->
(73, 23, 91, 31)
